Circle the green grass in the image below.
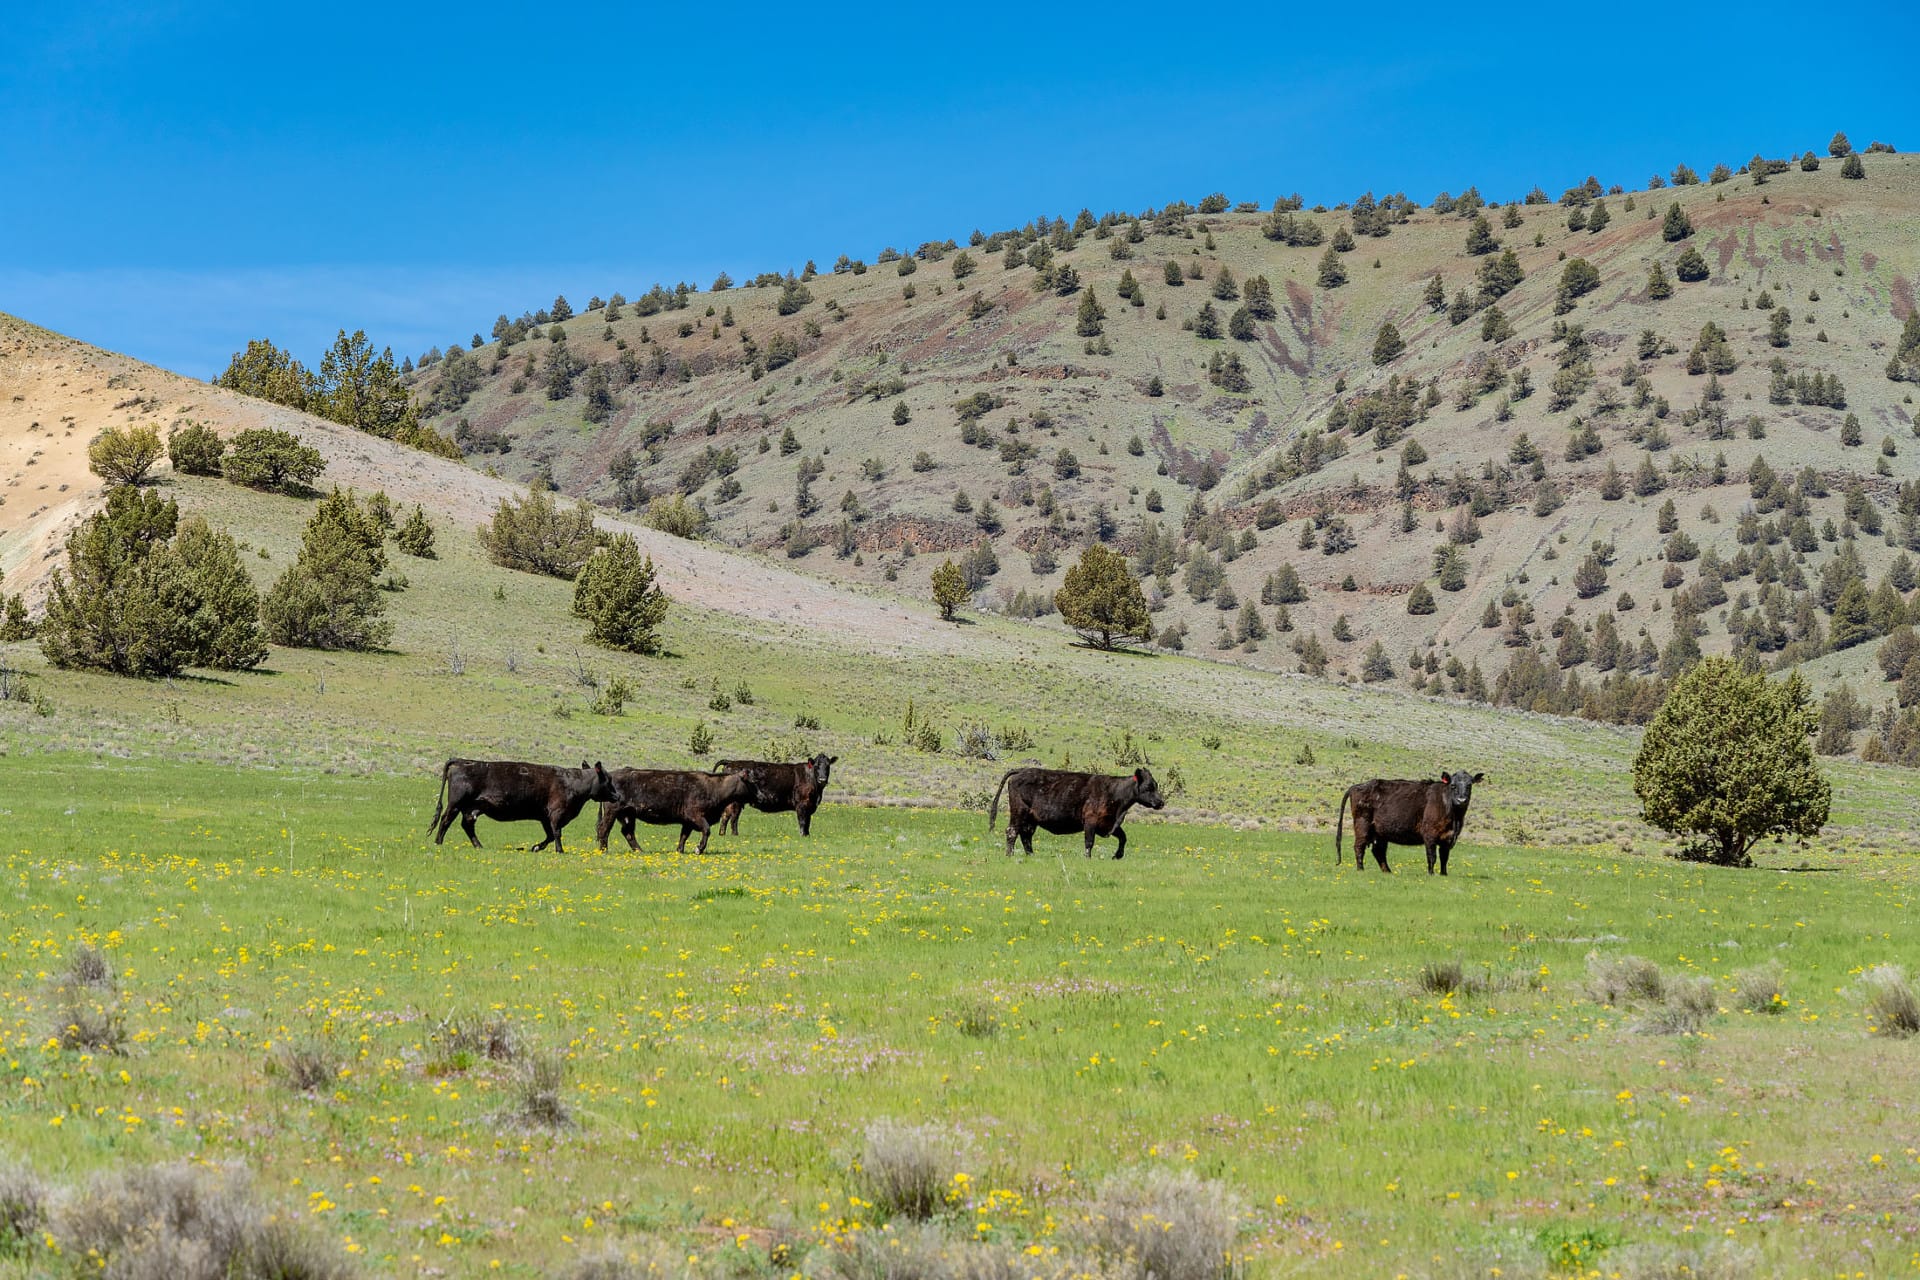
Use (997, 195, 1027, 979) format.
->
(2, 757, 1919, 1277)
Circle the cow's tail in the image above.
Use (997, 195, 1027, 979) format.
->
(987, 770, 1016, 832)
(428, 761, 451, 832)
(1334, 788, 1349, 865)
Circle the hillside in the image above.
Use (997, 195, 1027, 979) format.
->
(403, 146, 1920, 718)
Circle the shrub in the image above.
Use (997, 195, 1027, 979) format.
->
(1859, 965, 1920, 1037)
(262, 490, 392, 651)
(953, 999, 1000, 1039)
(167, 420, 226, 475)
(1638, 976, 1719, 1034)
(854, 1120, 958, 1220)
(1584, 953, 1666, 1005)
(573, 534, 670, 654)
(434, 1010, 519, 1063)
(688, 722, 714, 755)
(0, 1162, 48, 1247)
(224, 427, 325, 493)
(1732, 961, 1787, 1014)
(87, 423, 165, 486)
(39, 489, 265, 676)
(395, 505, 437, 558)
(1632, 659, 1829, 866)
(498, 1050, 574, 1130)
(52, 1163, 352, 1280)
(643, 493, 709, 540)
(1077, 1166, 1242, 1280)
(275, 1038, 341, 1092)
(1055, 544, 1150, 649)
(479, 488, 598, 578)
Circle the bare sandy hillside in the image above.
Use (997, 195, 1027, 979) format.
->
(0, 313, 951, 651)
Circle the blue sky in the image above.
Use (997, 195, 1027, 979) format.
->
(3, 0, 1915, 377)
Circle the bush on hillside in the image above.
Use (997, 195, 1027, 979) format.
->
(261, 490, 391, 651)
(39, 488, 265, 676)
(167, 420, 226, 475)
(479, 487, 599, 579)
(86, 423, 164, 486)
(572, 534, 670, 655)
(224, 427, 325, 493)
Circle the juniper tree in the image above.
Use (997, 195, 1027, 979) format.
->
(572, 534, 671, 654)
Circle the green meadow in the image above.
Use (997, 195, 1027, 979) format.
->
(2, 756, 1918, 1278)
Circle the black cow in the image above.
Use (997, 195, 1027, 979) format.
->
(714, 754, 838, 836)
(595, 768, 753, 855)
(988, 767, 1165, 859)
(429, 759, 614, 853)
(1335, 770, 1485, 875)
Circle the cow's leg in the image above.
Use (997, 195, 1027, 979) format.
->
(595, 805, 615, 851)
(1019, 820, 1036, 856)
(1084, 828, 1098, 859)
(1438, 840, 1452, 876)
(718, 803, 738, 837)
(531, 813, 561, 853)
(1427, 841, 1437, 875)
(1352, 818, 1367, 871)
(1112, 824, 1127, 861)
(1372, 839, 1391, 873)
(693, 817, 712, 856)
(620, 817, 639, 852)
(433, 804, 458, 846)
(1005, 821, 1018, 857)
(460, 811, 482, 849)
(677, 823, 692, 854)
(797, 807, 812, 837)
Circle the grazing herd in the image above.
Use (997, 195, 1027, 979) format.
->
(429, 753, 1487, 872)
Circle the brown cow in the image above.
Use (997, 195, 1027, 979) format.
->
(1335, 770, 1484, 875)
(595, 768, 752, 855)
(429, 759, 615, 853)
(714, 754, 837, 836)
(988, 767, 1165, 859)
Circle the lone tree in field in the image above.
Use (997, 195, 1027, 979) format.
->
(87, 424, 165, 487)
(1632, 658, 1830, 867)
(1054, 543, 1150, 650)
(395, 505, 436, 558)
(572, 533, 670, 654)
(931, 558, 968, 621)
(479, 486, 598, 579)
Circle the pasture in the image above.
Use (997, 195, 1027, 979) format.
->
(2, 754, 1918, 1277)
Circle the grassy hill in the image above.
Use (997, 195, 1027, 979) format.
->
(402, 147, 1920, 717)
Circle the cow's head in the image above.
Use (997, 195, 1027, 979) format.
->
(810, 753, 838, 786)
(1129, 767, 1166, 810)
(1439, 769, 1484, 811)
(584, 760, 616, 802)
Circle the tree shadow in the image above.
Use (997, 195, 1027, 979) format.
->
(1066, 641, 1158, 658)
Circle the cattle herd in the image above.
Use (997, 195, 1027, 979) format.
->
(427, 755, 1486, 874)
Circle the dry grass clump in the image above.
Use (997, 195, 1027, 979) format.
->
(1584, 952, 1666, 1005)
(812, 1221, 1106, 1280)
(46, 941, 128, 1053)
(1603, 1240, 1758, 1279)
(435, 1009, 521, 1064)
(1412, 959, 1496, 997)
(1731, 960, 1788, 1014)
(51, 1162, 353, 1280)
(62, 942, 114, 989)
(1584, 953, 1721, 1035)
(1635, 976, 1719, 1035)
(0, 1162, 49, 1246)
(273, 1039, 341, 1093)
(1858, 965, 1920, 1038)
(952, 999, 1001, 1040)
(853, 1120, 964, 1221)
(1074, 1166, 1242, 1280)
(554, 1237, 695, 1279)
(497, 1050, 574, 1131)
